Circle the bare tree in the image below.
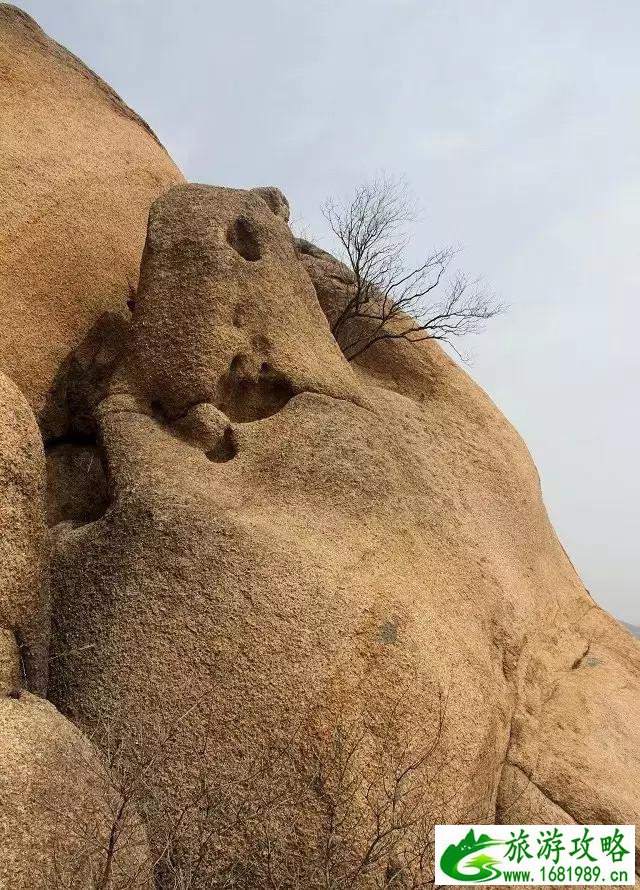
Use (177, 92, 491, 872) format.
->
(44, 687, 455, 890)
(44, 704, 197, 890)
(322, 176, 505, 361)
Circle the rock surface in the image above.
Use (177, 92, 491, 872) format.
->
(0, 3, 183, 422)
(301, 242, 640, 836)
(0, 368, 150, 889)
(127, 184, 362, 421)
(48, 186, 640, 885)
(0, 372, 49, 694)
(0, 6, 637, 887)
(45, 442, 109, 526)
(0, 693, 152, 890)
(250, 185, 291, 221)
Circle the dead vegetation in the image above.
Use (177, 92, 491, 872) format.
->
(45, 688, 453, 889)
(322, 176, 505, 361)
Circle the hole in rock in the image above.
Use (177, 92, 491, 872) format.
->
(45, 434, 110, 526)
(206, 427, 238, 464)
(217, 359, 296, 423)
(226, 217, 262, 262)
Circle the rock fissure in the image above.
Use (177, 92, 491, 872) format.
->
(501, 762, 577, 823)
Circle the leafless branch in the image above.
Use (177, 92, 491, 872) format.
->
(44, 685, 454, 889)
(322, 175, 505, 361)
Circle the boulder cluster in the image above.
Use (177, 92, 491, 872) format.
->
(0, 5, 638, 888)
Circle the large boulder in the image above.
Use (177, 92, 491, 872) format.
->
(0, 4, 183, 421)
(0, 693, 152, 890)
(300, 240, 640, 832)
(0, 369, 151, 889)
(127, 184, 362, 420)
(49, 185, 640, 886)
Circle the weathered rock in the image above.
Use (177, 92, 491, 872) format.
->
(0, 3, 183, 420)
(1, 9, 634, 883)
(127, 184, 362, 420)
(43, 312, 132, 441)
(45, 442, 109, 527)
(0, 629, 21, 697)
(0, 368, 150, 889)
(0, 372, 48, 693)
(251, 185, 290, 221)
(173, 402, 233, 458)
(301, 241, 640, 836)
(49, 188, 640, 884)
(0, 693, 151, 890)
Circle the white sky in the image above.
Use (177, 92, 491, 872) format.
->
(18, 1, 639, 622)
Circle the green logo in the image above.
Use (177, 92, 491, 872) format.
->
(438, 825, 634, 885)
(440, 830, 505, 882)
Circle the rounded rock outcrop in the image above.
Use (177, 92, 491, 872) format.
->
(0, 693, 152, 890)
(0, 369, 151, 889)
(49, 187, 640, 886)
(1, 7, 637, 887)
(251, 185, 291, 221)
(0, 3, 183, 419)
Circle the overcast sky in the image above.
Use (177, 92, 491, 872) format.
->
(19, 1, 639, 623)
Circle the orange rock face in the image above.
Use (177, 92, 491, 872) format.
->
(0, 4, 183, 419)
(0, 6, 637, 889)
(48, 185, 640, 886)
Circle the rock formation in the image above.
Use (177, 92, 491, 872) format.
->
(0, 692, 151, 890)
(0, 3, 182, 424)
(0, 5, 638, 889)
(47, 182, 640, 885)
(0, 371, 151, 889)
(0, 372, 49, 695)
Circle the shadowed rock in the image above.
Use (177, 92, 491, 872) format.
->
(0, 372, 49, 694)
(0, 369, 151, 890)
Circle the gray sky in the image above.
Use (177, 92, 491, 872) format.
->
(19, 1, 639, 622)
